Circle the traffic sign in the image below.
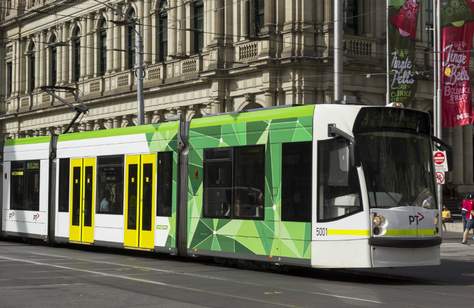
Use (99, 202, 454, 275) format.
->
(433, 151, 448, 172)
(435, 172, 445, 185)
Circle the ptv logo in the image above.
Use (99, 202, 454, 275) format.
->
(409, 212, 424, 225)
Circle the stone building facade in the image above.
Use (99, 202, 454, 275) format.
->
(0, 0, 473, 194)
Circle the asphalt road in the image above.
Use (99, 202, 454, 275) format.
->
(0, 237, 473, 308)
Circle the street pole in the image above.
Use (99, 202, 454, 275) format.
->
(434, 0, 443, 223)
(334, 0, 343, 103)
(135, 21, 145, 125)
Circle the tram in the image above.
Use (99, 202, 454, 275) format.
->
(1, 104, 442, 268)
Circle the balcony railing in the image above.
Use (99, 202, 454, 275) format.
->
(344, 35, 376, 57)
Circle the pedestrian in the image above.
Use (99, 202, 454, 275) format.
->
(441, 206, 451, 231)
(461, 195, 474, 245)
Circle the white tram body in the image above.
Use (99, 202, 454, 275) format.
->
(2, 137, 51, 239)
(0, 105, 442, 268)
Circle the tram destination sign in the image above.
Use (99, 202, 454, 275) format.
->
(433, 150, 448, 172)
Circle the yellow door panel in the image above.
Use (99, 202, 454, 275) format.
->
(124, 155, 140, 248)
(69, 159, 83, 243)
(139, 154, 156, 250)
(81, 158, 96, 244)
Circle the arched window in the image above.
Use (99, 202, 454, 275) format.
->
(193, 0, 203, 54)
(126, 8, 136, 69)
(27, 42, 36, 93)
(254, 0, 264, 34)
(72, 27, 81, 82)
(98, 18, 107, 76)
(157, 0, 168, 62)
(49, 35, 57, 86)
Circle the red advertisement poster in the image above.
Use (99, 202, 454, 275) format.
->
(441, 23, 474, 127)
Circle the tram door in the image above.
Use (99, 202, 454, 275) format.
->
(124, 154, 156, 250)
(69, 158, 96, 244)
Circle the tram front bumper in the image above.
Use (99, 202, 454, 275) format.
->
(370, 236, 442, 267)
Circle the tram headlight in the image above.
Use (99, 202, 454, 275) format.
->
(372, 214, 385, 227)
(372, 213, 386, 236)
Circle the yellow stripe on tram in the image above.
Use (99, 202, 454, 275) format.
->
(385, 229, 437, 237)
(327, 229, 370, 236)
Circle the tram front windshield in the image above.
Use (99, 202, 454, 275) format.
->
(354, 108, 436, 210)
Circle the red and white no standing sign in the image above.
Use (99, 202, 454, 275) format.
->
(433, 151, 448, 172)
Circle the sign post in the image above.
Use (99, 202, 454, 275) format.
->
(433, 150, 448, 186)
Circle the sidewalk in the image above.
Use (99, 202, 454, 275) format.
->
(442, 221, 474, 243)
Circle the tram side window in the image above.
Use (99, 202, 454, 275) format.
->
(282, 142, 312, 222)
(157, 152, 173, 217)
(97, 155, 124, 214)
(58, 158, 70, 212)
(234, 146, 265, 219)
(10, 160, 40, 211)
(317, 138, 362, 222)
(203, 146, 265, 220)
(203, 148, 233, 218)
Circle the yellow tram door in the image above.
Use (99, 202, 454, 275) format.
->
(124, 154, 156, 250)
(69, 158, 96, 244)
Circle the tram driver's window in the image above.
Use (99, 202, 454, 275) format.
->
(10, 160, 40, 211)
(317, 138, 362, 221)
(96, 155, 124, 214)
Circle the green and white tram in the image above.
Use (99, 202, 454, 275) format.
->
(0, 104, 442, 268)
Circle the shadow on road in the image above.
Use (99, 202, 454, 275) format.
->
(1, 236, 472, 287)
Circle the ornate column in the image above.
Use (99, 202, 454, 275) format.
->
(62, 22, 70, 84)
(34, 33, 41, 89)
(264, 0, 275, 34)
(240, 0, 249, 40)
(204, 0, 212, 47)
(233, 0, 241, 42)
(151, 9, 157, 63)
(39, 31, 47, 87)
(79, 18, 87, 79)
(168, 0, 177, 58)
(121, 18, 127, 71)
(224, 0, 233, 44)
(136, 0, 145, 64)
(215, 0, 224, 44)
(38, 31, 50, 86)
(86, 13, 95, 78)
(176, 0, 184, 55)
(114, 6, 123, 71)
(112, 7, 124, 72)
(57, 25, 63, 85)
(106, 8, 114, 73)
(12, 39, 19, 95)
(143, 0, 152, 64)
(93, 15, 99, 77)
(185, 1, 192, 54)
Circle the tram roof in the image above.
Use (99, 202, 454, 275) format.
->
(5, 135, 51, 147)
(57, 121, 179, 142)
(190, 104, 315, 128)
